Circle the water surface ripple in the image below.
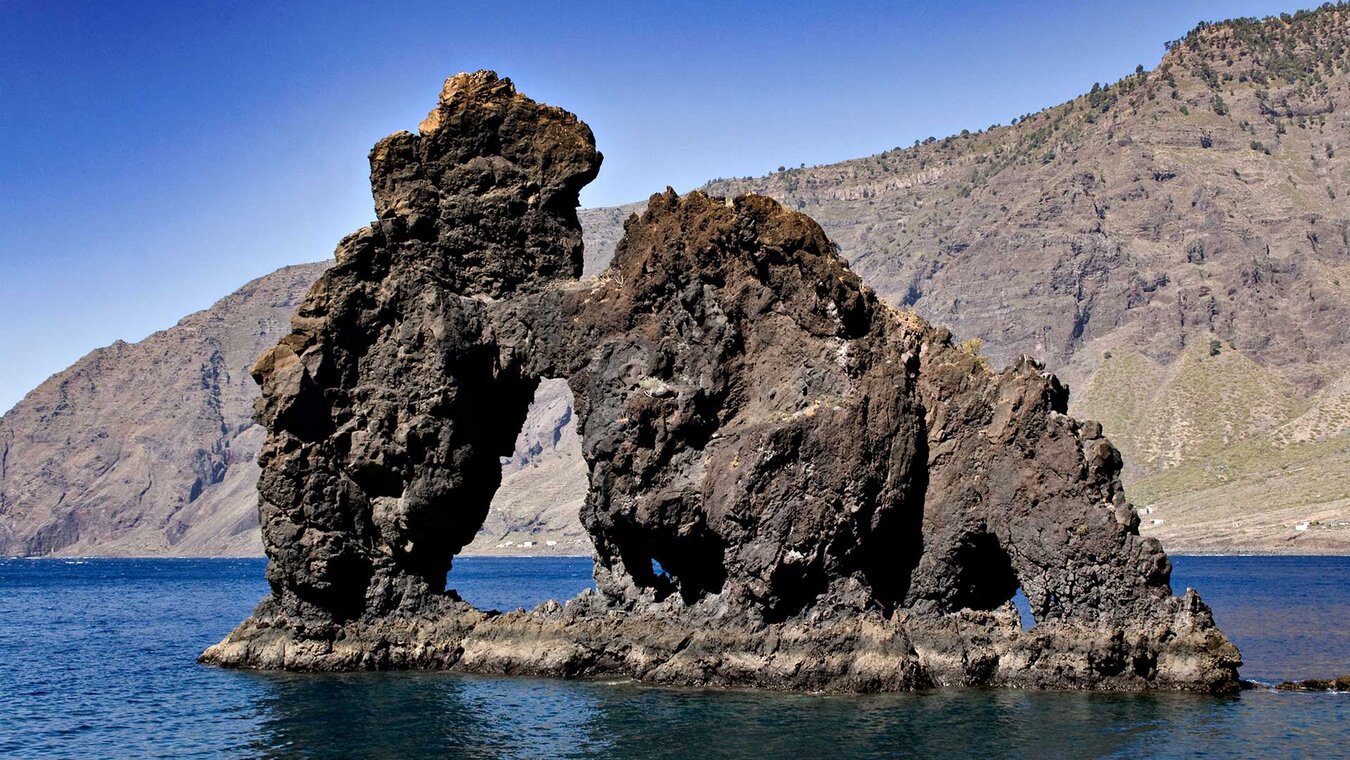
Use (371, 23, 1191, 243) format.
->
(0, 556, 1344, 757)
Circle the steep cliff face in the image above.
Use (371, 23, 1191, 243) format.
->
(0, 263, 326, 557)
(703, 10, 1350, 387)
(203, 72, 1239, 693)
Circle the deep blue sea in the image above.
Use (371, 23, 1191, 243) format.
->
(0, 556, 1346, 758)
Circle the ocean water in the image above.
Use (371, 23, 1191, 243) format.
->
(0, 556, 1345, 758)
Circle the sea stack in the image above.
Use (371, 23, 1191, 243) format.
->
(202, 71, 1240, 692)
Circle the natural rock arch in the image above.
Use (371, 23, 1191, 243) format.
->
(476, 377, 588, 558)
(204, 71, 1239, 692)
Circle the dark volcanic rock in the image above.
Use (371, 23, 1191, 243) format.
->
(203, 71, 1240, 693)
(247, 70, 600, 620)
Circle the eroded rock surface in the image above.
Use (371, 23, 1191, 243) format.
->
(203, 71, 1240, 692)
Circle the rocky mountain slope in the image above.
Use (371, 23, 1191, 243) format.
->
(4, 7, 1349, 556)
(676, 6, 1350, 552)
(0, 263, 326, 556)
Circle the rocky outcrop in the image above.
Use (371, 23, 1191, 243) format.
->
(203, 72, 1239, 693)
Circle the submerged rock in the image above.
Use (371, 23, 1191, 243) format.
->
(202, 71, 1241, 693)
(1275, 675, 1350, 692)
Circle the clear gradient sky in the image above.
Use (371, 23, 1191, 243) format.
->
(0, 0, 1307, 413)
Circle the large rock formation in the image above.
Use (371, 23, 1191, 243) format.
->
(203, 71, 1240, 692)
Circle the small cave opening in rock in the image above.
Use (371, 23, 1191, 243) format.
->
(445, 377, 594, 611)
(947, 530, 1022, 613)
(614, 524, 728, 606)
(760, 561, 830, 625)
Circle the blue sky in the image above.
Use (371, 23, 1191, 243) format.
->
(0, 0, 1308, 413)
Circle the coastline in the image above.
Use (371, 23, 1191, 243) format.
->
(1160, 547, 1350, 557)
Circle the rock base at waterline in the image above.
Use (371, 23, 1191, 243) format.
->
(203, 588, 1238, 693)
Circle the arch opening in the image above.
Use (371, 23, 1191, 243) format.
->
(943, 529, 1037, 630)
(611, 520, 728, 605)
(444, 377, 593, 610)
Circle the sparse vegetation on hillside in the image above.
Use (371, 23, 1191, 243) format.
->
(690, 4, 1350, 551)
